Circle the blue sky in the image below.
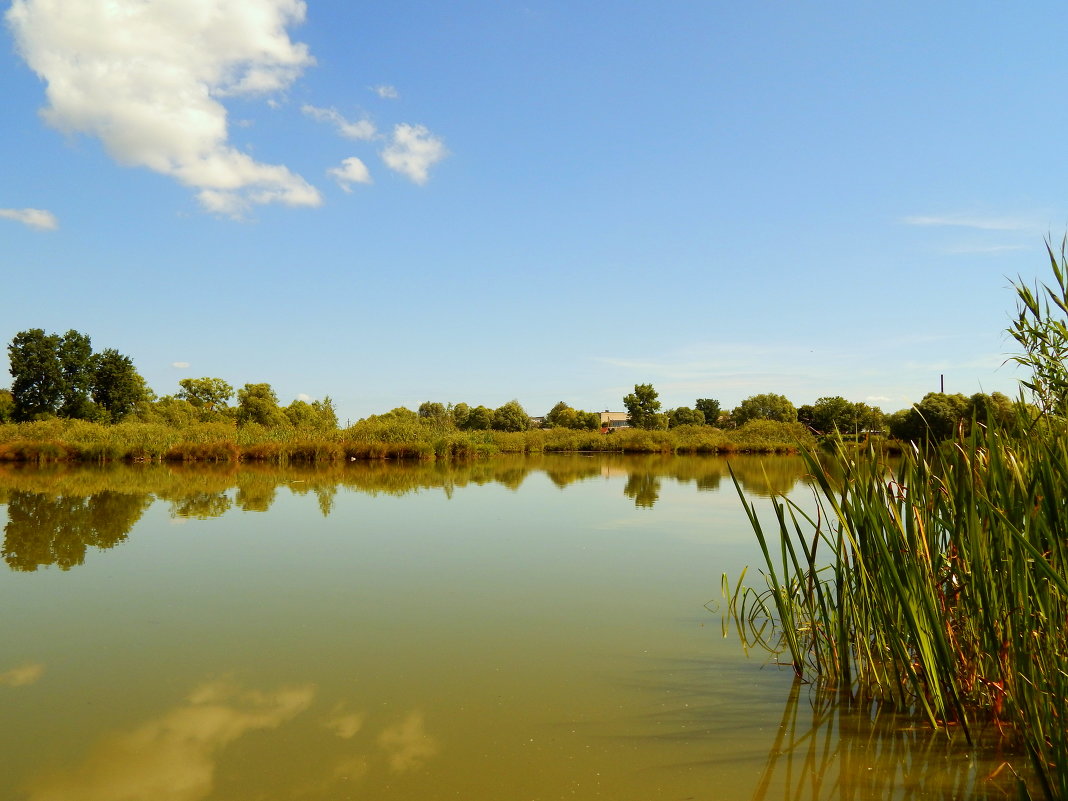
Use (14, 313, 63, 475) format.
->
(1, 1, 1064, 423)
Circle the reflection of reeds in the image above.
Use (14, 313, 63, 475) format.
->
(750, 679, 1029, 801)
(726, 415, 1068, 798)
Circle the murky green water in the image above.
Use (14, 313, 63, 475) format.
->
(0, 455, 1027, 800)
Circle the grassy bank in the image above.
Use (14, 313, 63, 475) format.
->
(0, 418, 816, 463)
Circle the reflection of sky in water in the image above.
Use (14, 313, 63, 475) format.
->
(0, 456, 1015, 800)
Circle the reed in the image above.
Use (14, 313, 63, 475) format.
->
(726, 410, 1068, 797)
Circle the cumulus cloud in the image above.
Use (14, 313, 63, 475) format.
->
(172, 362, 191, 369)
(381, 124, 447, 185)
(302, 105, 377, 140)
(371, 84, 399, 99)
(0, 207, 58, 230)
(328, 157, 372, 191)
(6, 0, 322, 217)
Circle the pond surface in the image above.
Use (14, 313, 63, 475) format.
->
(0, 455, 1026, 800)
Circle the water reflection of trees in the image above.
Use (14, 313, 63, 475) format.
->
(0, 455, 818, 569)
(2, 489, 151, 571)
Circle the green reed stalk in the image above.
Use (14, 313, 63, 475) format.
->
(727, 414, 1068, 797)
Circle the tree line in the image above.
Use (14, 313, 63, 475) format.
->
(2, 328, 1021, 444)
(1, 328, 336, 430)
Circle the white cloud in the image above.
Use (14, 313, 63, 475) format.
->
(6, 0, 322, 217)
(172, 362, 191, 369)
(381, 124, 447, 184)
(328, 157, 372, 191)
(901, 214, 1038, 232)
(302, 105, 377, 140)
(0, 207, 58, 230)
(297, 392, 312, 402)
(372, 84, 399, 99)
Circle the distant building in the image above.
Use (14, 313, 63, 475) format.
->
(599, 410, 630, 429)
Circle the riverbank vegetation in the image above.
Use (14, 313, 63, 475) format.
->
(0, 414, 817, 463)
(726, 242, 1068, 799)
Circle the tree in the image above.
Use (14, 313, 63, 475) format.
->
(236, 383, 288, 427)
(451, 402, 471, 429)
(667, 406, 705, 428)
(461, 405, 494, 430)
(546, 401, 577, 429)
(312, 397, 338, 429)
(493, 400, 531, 432)
(887, 393, 970, 442)
(177, 378, 234, 411)
(545, 401, 599, 430)
(57, 330, 95, 418)
(284, 396, 338, 430)
(623, 384, 661, 429)
(694, 398, 721, 426)
(92, 348, 148, 421)
(8, 328, 64, 420)
(732, 393, 797, 426)
(418, 401, 447, 422)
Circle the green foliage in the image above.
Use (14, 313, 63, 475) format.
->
(492, 399, 531, 432)
(623, 383, 661, 429)
(7, 329, 147, 423)
(695, 398, 721, 426)
(0, 389, 13, 423)
(8, 328, 65, 420)
(667, 406, 705, 428)
(732, 393, 797, 425)
(1009, 237, 1068, 415)
(418, 401, 448, 422)
(235, 383, 288, 427)
(798, 396, 885, 436)
(177, 377, 234, 412)
(884, 392, 1015, 443)
(460, 405, 494, 430)
(92, 348, 148, 422)
(57, 330, 95, 418)
(728, 412, 1068, 799)
(545, 401, 599, 430)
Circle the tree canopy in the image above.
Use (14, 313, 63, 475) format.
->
(732, 393, 797, 426)
(7, 328, 147, 422)
(623, 384, 662, 429)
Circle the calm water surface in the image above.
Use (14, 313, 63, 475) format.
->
(0, 455, 1025, 800)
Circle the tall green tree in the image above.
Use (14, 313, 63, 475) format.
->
(8, 328, 64, 420)
(493, 400, 531, 432)
(623, 384, 661, 429)
(236, 383, 288, 427)
(694, 398, 721, 426)
(57, 330, 95, 418)
(92, 349, 148, 421)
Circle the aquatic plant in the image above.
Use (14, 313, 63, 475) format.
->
(726, 248, 1068, 799)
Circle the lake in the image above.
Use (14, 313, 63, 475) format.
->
(0, 455, 1026, 800)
